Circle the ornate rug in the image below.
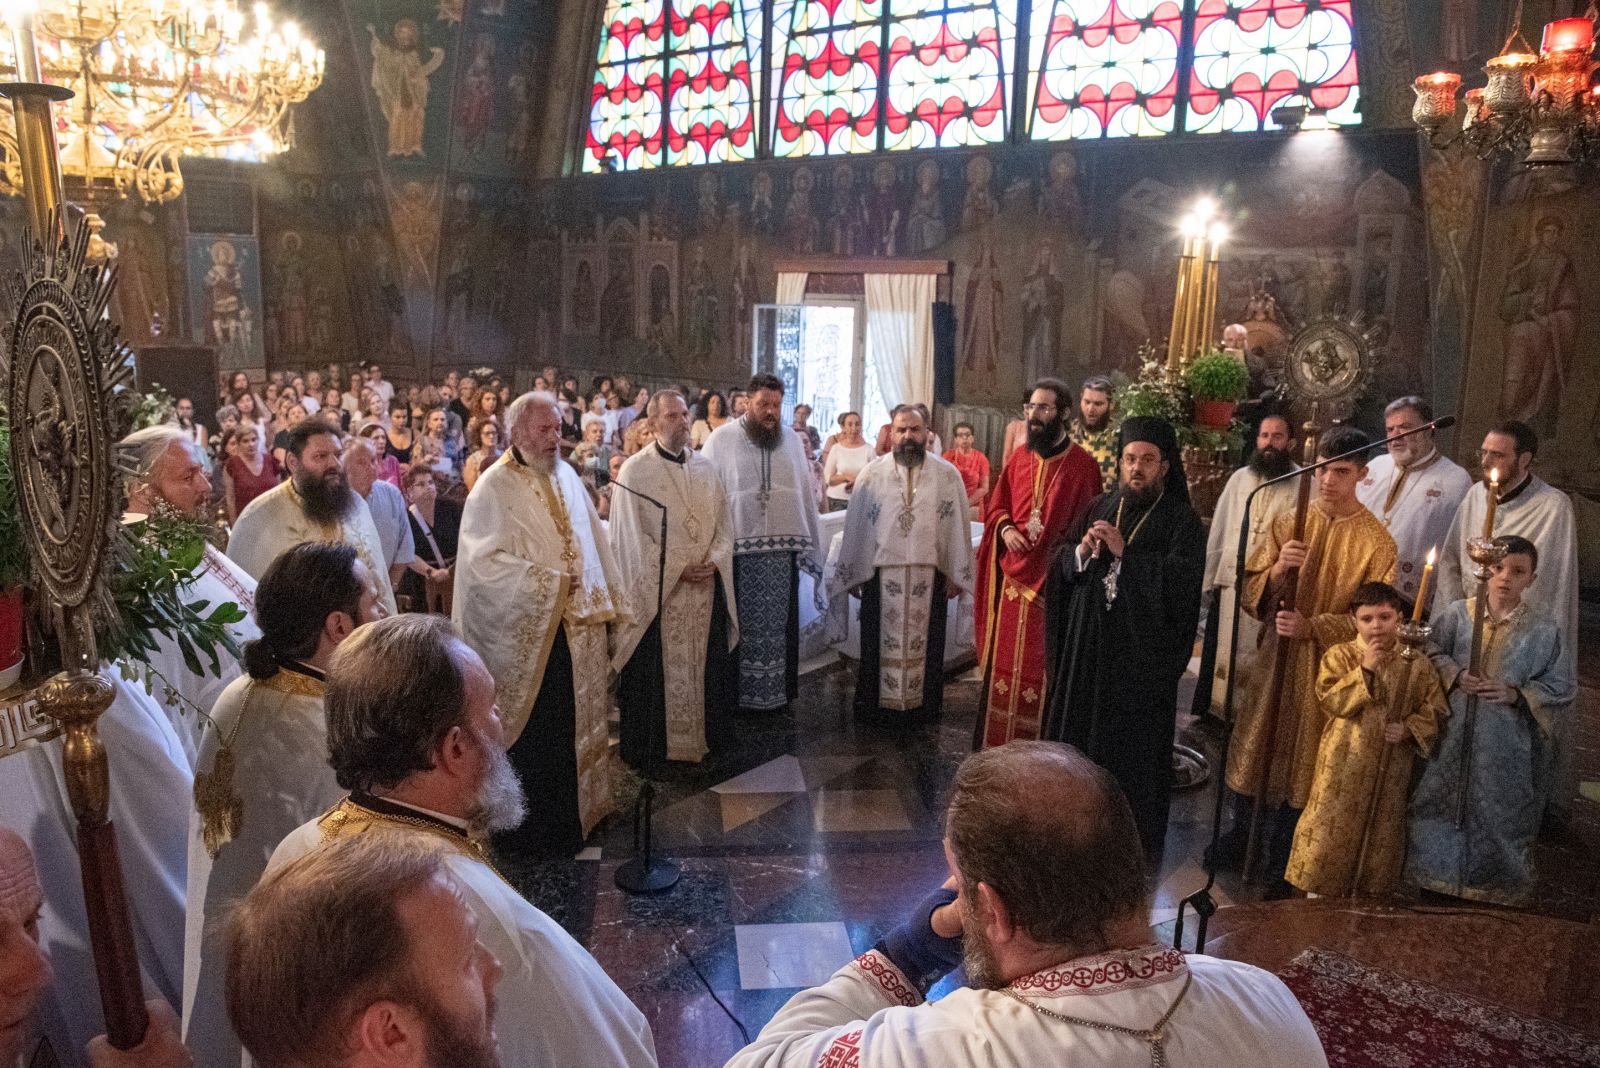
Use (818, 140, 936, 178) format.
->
(1277, 947, 1600, 1067)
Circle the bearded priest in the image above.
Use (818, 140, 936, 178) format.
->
(1042, 417, 1205, 854)
(454, 391, 627, 858)
(974, 378, 1101, 748)
(702, 373, 826, 712)
(226, 419, 397, 616)
(831, 405, 974, 720)
(610, 389, 739, 766)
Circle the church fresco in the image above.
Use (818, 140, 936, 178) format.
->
(186, 235, 265, 370)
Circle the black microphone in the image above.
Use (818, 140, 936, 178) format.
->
(1255, 415, 1455, 489)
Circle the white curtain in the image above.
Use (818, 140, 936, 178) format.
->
(864, 273, 936, 411)
(776, 271, 808, 305)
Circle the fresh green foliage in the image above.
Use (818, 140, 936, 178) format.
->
(0, 414, 29, 589)
(101, 509, 247, 679)
(1183, 351, 1251, 402)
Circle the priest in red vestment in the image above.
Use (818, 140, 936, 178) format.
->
(975, 378, 1102, 748)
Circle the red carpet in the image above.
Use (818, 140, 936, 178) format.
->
(1277, 948, 1600, 1067)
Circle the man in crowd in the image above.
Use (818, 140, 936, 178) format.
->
(831, 405, 974, 720)
(182, 544, 385, 1068)
(365, 361, 394, 408)
(1043, 417, 1205, 854)
(943, 421, 990, 519)
(610, 389, 739, 766)
(227, 420, 398, 616)
(265, 615, 657, 1067)
(1, 829, 192, 1068)
(703, 374, 825, 712)
(453, 392, 625, 857)
(730, 389, 749, 417)
(1069, 375, 1119, 491)
(1198, 414, 1298, 720)
(120, 425, 261, 763)
(1356, 396, 1471, 608)
(230, 837, 500, 1068)
(1435, 421, 1579, 823)
(1221, 427, 1396, 890)
(343, 435, 416, 591)
(974, 379, 1101, 748)
(723, 742, 1326, 1068)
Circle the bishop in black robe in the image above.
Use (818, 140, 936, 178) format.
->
(1042, 416, 1205, 854)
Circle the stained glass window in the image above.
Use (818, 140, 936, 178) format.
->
(582, 0, 1361, 168)
(1185, 0, 1360, 133)
(1027, 1, 1184, 139)
(585, 0, 762, 172)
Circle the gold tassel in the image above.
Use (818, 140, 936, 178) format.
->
(194, 744, 244, 857)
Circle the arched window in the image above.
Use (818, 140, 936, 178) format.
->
(1185, 0, 1361, 133)
(580, 0, 1361, 167)
(585, 0, 764, 172)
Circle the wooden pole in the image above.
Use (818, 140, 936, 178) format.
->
(1350, 620, 1427, 895)
(1456, 538, 1507, 829)
(1242, 411, 1320, 883)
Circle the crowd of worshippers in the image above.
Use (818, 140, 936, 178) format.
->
(0, 366, 1578, 1067)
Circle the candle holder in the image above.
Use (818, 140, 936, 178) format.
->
(1466, 535, 1508, 577)
(1397, 619, 1433, 659)
(1413, 72, 1462, 130)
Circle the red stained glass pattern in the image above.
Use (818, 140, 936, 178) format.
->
(882, 3, 1015, 150)
(1185, 0, 1360, 132)
(773, 0, 886, 157)
(1027, 0, 1184, 139)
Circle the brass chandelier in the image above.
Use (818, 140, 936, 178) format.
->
(0, 0, 324, 206)
(1412, 2, 1600, 167)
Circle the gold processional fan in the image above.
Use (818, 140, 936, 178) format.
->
(1279, 313, 1384, 427)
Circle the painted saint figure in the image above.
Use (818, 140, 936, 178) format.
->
(1497, 216, 1578, 430)
(369, 19, 445, 158)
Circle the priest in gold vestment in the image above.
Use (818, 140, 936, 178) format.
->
(454, 392, 628, 857)
(1221, 427, 1396, 886)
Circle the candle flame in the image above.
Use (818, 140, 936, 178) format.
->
(1489, 467, 1500, 484)
(1426, 546, 1437, 565)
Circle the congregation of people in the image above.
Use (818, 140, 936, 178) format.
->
(0, 356, 1581, 1068)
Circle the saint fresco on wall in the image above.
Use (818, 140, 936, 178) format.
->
(187, 235, 264, 368)
(369, 17, 446, 158)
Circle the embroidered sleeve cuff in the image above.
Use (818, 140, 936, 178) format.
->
(849, 951, 923, 1008)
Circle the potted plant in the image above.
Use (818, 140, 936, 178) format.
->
(0, 416, 27, 689)
(1184, 351, 1250, 428)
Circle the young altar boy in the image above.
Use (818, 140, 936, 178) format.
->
(1406, 536, 1576, 904)
(1287, 582, 1445, 897)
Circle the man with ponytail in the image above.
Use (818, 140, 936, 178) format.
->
(181, 542, 386, 1068)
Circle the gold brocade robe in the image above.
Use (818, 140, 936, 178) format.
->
(1285, 639, 1444, 896)
(1225, 501, 1396, 807)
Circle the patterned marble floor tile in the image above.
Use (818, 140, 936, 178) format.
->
(734, 921, 855, 990)
(711, 754, 809, 794)
(720, 791, 807, 832)
(811, 787, 913, 833)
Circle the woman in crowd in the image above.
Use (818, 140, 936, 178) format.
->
(572, 413, 614, 489)
(557, 389, 583, 448)
(323, 388, 349, 432)
(342, 370, 365, 419)
(232, 391, 269, 455)
(475, 387, 502, 428)
(359, 421, 405, 488)
(271, 403, 309, 468)
(462, 415, 503, 493)
(362, 389, 386, 426)
(384, 403, 415, 466)
(690, 390, 729, 450)
(223, 424, 279, 523)
(175, 398, 209, 451)
(419, 408, 458, 477)
(399, 465, 461, 614)
(821, 411, 872, 512)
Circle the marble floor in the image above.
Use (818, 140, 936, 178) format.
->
(499, 619, 1600, 1068)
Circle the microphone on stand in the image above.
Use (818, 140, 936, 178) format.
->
(1174, 414, 1454, 950)
(608, 476, 681, 895)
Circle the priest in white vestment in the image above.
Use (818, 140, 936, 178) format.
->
(1199, 415, 1299, 718)
(0, 673, 190, 1067)
(1356, 397, 1471, 607)
(830, 406, 974, 719)
(1436, 422, 1580, 815)
(724, 742, 1324, 1068)
(226, 419, 397, 616)
(120, 425, 260, 766)
(454, 392, 626, 858)
(610, 390, 739, 765)
(701, 374, 825, 711)
(182, 543, 386, 1068)
(267, 614, 658, 1068)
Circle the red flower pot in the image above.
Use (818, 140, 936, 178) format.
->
(0, 586, 22, 681)
(1193, 400, 1237, 428)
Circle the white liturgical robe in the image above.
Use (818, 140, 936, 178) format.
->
(453, 452, 625, 835)
(225, 480, 398, 616)
(609, 446, 738, 762)
(723, 944, 1326, 1068)
(1357, 450, 1472, 606)
(138, 543, 259, 767)
(1202, 465, 1298, 717)
(702, 419, 826, 581)
(268, 805, 659, 1068)
(181, 667, 342, 1068)
(0, 674, 190, 1068)
(831, 453, 974, 709)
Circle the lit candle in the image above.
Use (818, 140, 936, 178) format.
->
(1413, 546, 1436, 621)
(4, 0, 42, 83)
(1482, 468, 1500, 540)
(1541, 17, 1594, 55)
